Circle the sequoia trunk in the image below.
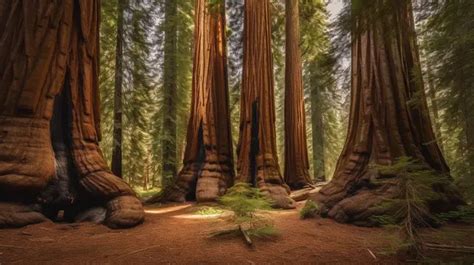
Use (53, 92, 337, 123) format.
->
(153, 0, 234, 203)
(284, 0, 313, 189)
(237, 0, 295, 209)
(0, 0, 144, 228)
(312, 0, 462, 225)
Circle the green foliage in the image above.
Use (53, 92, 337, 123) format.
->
(219, 183, 272, 220)
(218, 183, 278, 239)
(415, 0, 474, 203)
(371, 157, 452, 256)
(300, 200, 321, 219)
(436, 206, 474, 224)
(194, 206, 224, 216)
(135, 188, 162, 199)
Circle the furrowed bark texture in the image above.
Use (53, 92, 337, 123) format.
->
(158, 0, 234, 203)
(312, 0, 462, 225)
(284, 0, 313, 190)
(0, 0, 144, 229)
(237, 0, 295, 209)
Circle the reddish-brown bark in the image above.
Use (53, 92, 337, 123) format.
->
(153, 0, 234, 203)
(237, 0, 295, 209)
(0, 0, 144, 228)
(312, 0, 462, 225)
(284, 0, 313, 190)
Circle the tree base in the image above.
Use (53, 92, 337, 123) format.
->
(312, 176, 464, 226)
(260, 183, 296, 209)
(0, 117, 55, 197)
(150, 160, 231, 204)
(0, 202, 48, 228)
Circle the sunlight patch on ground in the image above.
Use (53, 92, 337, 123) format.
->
(266, 210, 296, 216)
(172, 213, 225, 220)
(145, 204, 192, 215)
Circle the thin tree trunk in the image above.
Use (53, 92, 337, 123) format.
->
(310, 75, 326, 182)
(284, 0, 313, 190)
(237, 0, 295, 209)
(162, 0, 178, 187)
(461, 90, 474, 174)
(313, 0, 463, 225)
(111, 0, 125, 178)
(150, 0, 234, 203)
(426, 64, 444, 153)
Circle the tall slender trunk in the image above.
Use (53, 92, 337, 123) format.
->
(283, 0, 313, 189)
(237, 0, 295, 209)
(461, 87, 474, 174)
(426, 64, 444, 153)
(313, 0, 462, 225)
(162, 0, 178, 187)
(111, 0, 125, 178)
(310, 73, 326, 182)
(152, 0, 234, 203)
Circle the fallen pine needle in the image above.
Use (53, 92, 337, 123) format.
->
(0, 244, 25, 249)
(367, 249, 377, 260)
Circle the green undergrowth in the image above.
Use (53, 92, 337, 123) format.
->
(135, 188, 161, 199)
(300, 200, 321, 219)
(213, 183, 278, 240)
(194, 206, 225, 216)
(369, 157, 457, 258)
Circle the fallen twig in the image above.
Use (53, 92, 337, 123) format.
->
(0, 244, 25, 249)
(367, 249, 377, 260)
(115, 245, 162, 259)
(424, 243, 474, 253)
(239, 225, 253, 246)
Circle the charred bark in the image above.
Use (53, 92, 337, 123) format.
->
(154, 0, 234, 203)
(284, 0, 313, 190)
(312, 0, 463, 225)
(0, 0, 144, 229)
(111, 0, 126, 178)
(237, 0, 295, 209)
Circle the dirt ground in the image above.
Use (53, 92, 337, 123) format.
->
(0, 202, 473, 264)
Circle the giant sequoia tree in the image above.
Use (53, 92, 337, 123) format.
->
(0, 0, 144, 228)
(154, 0, 234, 203)
(313, 0, 463, 224)
(237, 0, 295, 209)
(284, 0, 313, 190)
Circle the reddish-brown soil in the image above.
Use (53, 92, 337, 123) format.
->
(0, 202, 473, 264)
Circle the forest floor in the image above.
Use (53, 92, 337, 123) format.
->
(0, 202, 474, 264)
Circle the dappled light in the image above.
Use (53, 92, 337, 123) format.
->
(0, 0, 473, 264)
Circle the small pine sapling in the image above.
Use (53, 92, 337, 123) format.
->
(211, 183, 278, 246)
(370, 157, 455, 257)
(300, 200, 321, 219)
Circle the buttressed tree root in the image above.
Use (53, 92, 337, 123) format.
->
(0, 0, 144, 229)
(311, 0, 463, 226)
(150, 0, 234, 204)
(236, 0, 295, 209)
